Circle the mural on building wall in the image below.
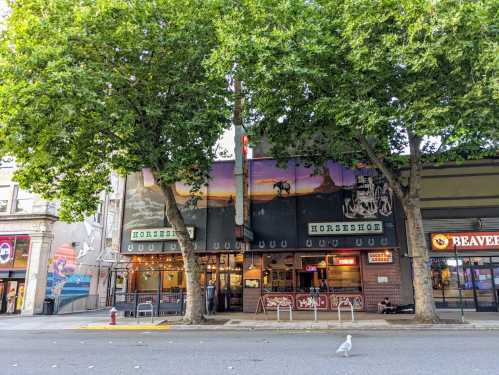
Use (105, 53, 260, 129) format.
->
(46, 244, 91, 299)
(252, 159, 396, 250)
(121, 159, 397, 254)
(343, 176, 393, 218)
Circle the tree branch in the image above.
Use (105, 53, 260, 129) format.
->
(407, 129, 423, 200)
(358, 133, 407, 203)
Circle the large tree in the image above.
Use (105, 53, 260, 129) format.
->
(213, 0, 498, 322)
(0, 0, 230, 323)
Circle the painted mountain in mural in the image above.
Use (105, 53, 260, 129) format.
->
(312, 167, 341, 194)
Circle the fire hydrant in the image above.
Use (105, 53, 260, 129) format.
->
(110, 307, 118, 325)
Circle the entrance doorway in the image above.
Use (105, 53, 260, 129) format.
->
(298, 272, 313, 291)
(202, 254, 243, 312)
(465, 266, 498, 312)
(0, 279, 25, 314)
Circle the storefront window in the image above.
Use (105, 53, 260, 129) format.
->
(262, 253, 294, 292)
(15, 188, 33, 213)
(0, 186, 10, 212)
(431, 258, 475, 308)
(295, 256, 327, 292)
(13, 237, 30, 269)
(162, 271, 185, 291)
(115, 272, 126, 292)
(327, 255, 362, 293)
(136, 269, 159, 292)
(463, 257, 491, 266)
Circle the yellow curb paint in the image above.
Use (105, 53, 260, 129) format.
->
(79, 325, 170, 331)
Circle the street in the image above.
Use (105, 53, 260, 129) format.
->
(0, 330, 497, 375)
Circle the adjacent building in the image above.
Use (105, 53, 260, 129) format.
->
(0, 157, 123, 315)
(416, 159, 499, 312)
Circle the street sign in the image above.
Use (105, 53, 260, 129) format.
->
(235, 225, 254, 242)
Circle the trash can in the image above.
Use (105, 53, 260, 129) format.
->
(43, 298, 54, 315)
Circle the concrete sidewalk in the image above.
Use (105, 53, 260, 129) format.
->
(161, 310, 499, 331)
(0, 310, 165, 330)
(1, 309, 498, 331)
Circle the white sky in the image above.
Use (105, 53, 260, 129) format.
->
(216, 126, 236, 160)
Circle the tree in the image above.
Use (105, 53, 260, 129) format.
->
(0, 0, 230, 323)
(212, 0, 498, 322)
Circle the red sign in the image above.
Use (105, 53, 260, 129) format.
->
(332, 256, 357, 266)
(241, 135, 249, 157)
(431, 232, 499, 251)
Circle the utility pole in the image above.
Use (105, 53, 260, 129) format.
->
(234, 79, 245, 227)
(233, 79, 253, 248)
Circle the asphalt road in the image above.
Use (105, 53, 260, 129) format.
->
(0, 330, 497, 375)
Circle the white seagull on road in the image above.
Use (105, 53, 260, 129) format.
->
(336, 335, 352, 357)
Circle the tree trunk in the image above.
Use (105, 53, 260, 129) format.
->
(160, 182, 204, 324)
(358, 132, 439, 323)
(404, 198, 439, 323)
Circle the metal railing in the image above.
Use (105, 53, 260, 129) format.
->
(277, 303, 293, 322)
(111, 292, 186, 316)
(337, 299, 355, 322)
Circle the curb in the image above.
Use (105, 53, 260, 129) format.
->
(166, 325, 499, 331)
(79, 324, 171, 331)
(164, 321, 499, 331)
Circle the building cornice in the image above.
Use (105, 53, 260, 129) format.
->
(0, 213, 59, 222)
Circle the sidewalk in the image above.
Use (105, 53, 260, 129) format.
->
(0, 310, 168, 331)
(161, 310, 499, 331)
(0, 309, 498, 331)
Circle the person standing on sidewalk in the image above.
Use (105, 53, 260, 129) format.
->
(206, 280, 216, 315)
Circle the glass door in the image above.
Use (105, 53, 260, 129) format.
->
(218, 254, 243, 312)
(0, 281, 5, 313)
(470, 267, 497, 312)
(6, 281, 18, 314)
(493, 266, 499, 312)
(228, 271, 242, 311)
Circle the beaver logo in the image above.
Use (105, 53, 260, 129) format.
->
(432, 234, 449, 250)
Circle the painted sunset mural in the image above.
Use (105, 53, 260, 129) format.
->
(250, 159, 376, 201)
(122, 158, 396, 253)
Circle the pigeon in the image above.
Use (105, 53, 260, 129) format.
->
(336, 335, 352, 357)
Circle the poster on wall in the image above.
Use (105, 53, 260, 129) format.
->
(6, 281, 17, 313)
(0, 239, 14, 265)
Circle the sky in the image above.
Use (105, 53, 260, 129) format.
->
(0, 1, 7, 17)
(216, 126, 236, 160)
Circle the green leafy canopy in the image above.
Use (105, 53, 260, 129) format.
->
(212, 0, 498, 174)
(0, 0, 231, 221)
